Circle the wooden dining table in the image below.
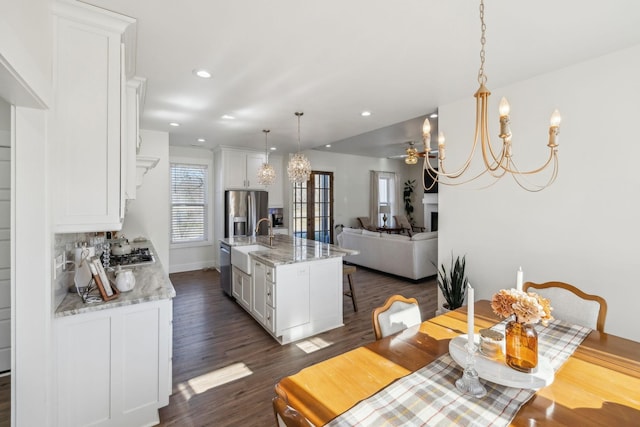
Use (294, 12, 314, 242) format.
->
(275, 300, 640, 426)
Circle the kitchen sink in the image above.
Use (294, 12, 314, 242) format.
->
(231, 245, 269, 275)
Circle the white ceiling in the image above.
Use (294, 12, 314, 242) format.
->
(82, 0, 640, 158)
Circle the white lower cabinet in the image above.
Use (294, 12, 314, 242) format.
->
(251, 261, 267, 324)
(232, 266, 251, 310)
(248, 257, 342, 344)
(56, 299, 172, 427)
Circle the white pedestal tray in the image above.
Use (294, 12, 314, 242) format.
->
(449, 334, 554, 390)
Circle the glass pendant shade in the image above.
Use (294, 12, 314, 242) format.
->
(257, 162, 276, 185)
(287, 153, 311, 184)
(287, 112, 311, 183)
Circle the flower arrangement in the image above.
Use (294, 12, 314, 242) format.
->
(491, 288, 553, 325)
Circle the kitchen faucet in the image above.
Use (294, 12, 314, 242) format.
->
(255, 217, 274, 246)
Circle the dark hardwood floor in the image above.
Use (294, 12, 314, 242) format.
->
(158, 266, 437, 427)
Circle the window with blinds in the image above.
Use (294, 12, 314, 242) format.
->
(170, 163, 208, 243)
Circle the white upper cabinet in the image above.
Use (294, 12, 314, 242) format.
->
(222, 149, 266, 190)
(52, 0, 137, 233)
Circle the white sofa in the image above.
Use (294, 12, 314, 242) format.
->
(337, 228, 438, 280)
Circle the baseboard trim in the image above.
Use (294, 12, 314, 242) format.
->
(169, 261, 216, 274)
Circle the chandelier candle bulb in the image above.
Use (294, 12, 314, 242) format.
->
(499, 97, 510, 116)
(548, 109, 562, 147)
(467, 283, 474, 345)
(422, 118, 432, 151)
(438, 131, 446, 160)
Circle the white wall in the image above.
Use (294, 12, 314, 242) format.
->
(15, 106, 52, 426)
(438, 44, 640, 342)
(0, 0, 52, 106)
(1, 2, 54, 425)
(168, 146, 216, 273)
(120, 130, 170, 270)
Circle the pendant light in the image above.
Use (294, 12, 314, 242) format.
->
(257, 129, 276, 185)
(287, 112, 311, 184)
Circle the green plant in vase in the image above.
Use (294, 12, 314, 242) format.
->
(437, 254, 468, 310)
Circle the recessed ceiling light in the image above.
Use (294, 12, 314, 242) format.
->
(430, 113, 438, 118)
(270, 147, 277, 151)
(221, 114, 235, 120)
(193, 69, 212, 79)
(169, 122, 180, 127)
(361, 111, 371, 117)
(197, 138, 206, 142)
(325, 144, 331, 148)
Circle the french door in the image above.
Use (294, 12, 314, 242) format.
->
(292, 171, 334, 243)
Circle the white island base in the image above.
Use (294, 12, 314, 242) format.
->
(234, 256, 344, 344)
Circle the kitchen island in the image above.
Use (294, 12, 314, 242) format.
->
(54, 241, 174, 427)
(222, 234, 357, 344)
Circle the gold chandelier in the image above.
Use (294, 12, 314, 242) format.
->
(287, 112, 311, 184)
(257, 129, 276, 185)
(422, 0, 561, 192)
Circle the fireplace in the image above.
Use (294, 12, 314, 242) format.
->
(422, 193, 438, 232)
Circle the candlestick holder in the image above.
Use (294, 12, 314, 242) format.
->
(455, 340, 487, 398)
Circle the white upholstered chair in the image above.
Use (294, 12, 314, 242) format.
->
(523, 281, 607, 332)
(372, 295, 422, 340)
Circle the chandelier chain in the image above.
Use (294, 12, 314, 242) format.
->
(295, 111, 303, 152)
(477, 0, 487, 85)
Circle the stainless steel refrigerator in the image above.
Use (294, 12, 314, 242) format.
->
(224, 190, 269, 238)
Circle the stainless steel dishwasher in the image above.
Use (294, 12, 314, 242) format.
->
(219, 241, 232, 296)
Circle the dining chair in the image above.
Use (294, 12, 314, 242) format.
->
(272, 395, 313, 427)
(523, 281, 607, 332)
(393, 214, 425, 237)
(372, 294, 421, 340)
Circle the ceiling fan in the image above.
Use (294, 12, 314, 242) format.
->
(388, 141, 436, 164)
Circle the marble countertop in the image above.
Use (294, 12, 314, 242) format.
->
(221, 234, 358, 267)
(55, 240, 175, 318)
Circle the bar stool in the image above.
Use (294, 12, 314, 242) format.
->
(343, 265, 358, 312)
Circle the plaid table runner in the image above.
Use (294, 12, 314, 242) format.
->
(325, 319, 590, 427)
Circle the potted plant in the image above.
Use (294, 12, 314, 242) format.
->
(403, 179, 416, 225)
(437, 254, 468, 311)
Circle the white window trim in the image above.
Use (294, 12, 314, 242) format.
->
(170, 156, 213, 249)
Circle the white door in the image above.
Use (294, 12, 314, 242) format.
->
(0, 98, 11, 373)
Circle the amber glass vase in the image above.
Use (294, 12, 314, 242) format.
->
(505, 320, 538, 372)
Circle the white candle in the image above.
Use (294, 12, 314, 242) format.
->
(516, 266, 523, 291)
(467, 283, 474, 345)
